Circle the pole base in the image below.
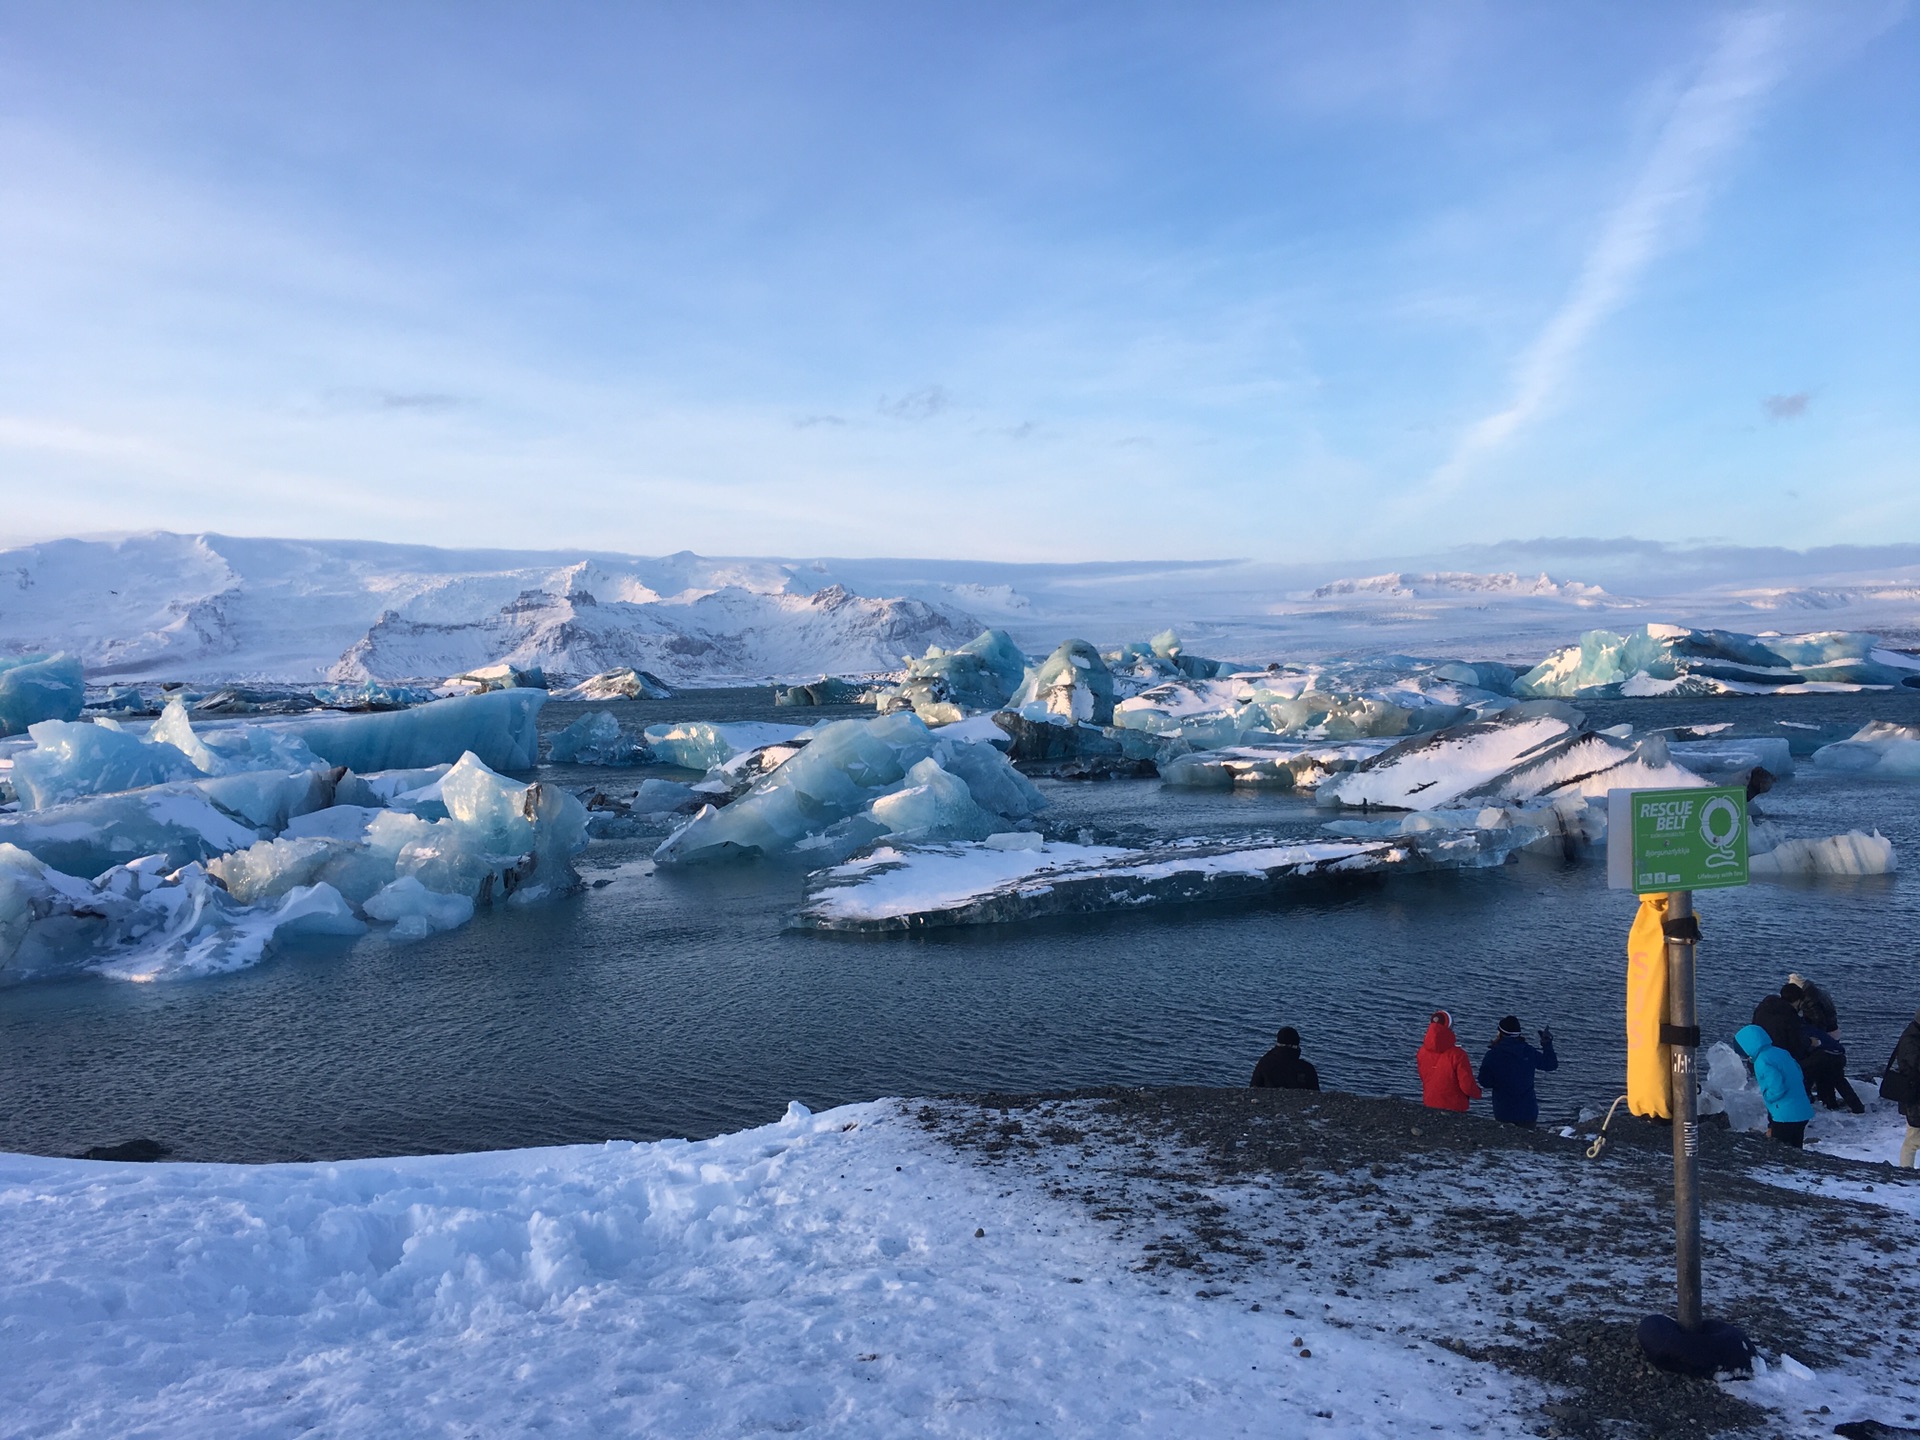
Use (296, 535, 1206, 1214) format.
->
(1636, 1314, 1754, 1378)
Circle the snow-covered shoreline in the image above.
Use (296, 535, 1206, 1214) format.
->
(5, 1088, 1916, 1439)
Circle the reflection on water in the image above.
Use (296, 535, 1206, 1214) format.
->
(2, 690, 1916, 1162)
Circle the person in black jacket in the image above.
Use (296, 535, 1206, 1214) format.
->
(1752, 992, 1812, 1063)
(1887, 1008, 1920, 1169)
(1784, 981, 1864, 1112)
(1251, 1026, 1320, 1090)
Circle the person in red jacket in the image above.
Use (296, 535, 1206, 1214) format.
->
(1419, 1009, 1483, 1112)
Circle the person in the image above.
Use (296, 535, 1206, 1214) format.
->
(1418, 1009, 1482, 1112)
(1251, 1026, 1320, 1090)
(1882, 1008, 1920, 1168)
(1751, 990, 1812, 1064)
(1784, 979, 1864, 1113)
(1735, 1022, 1814, 1147)
(1477, 1016, 1557, 1126)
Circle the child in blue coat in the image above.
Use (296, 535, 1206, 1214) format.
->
(1735, 1023, 1814, 1147)
(1477, 1015, 1558, 1125)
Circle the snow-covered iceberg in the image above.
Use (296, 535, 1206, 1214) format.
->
(1749, 830, 1897, 878)
(1514, 625, 1920, 698)
(880, 629, 1029, 724)
(1007, 640, 1116, 726)
(0, 652, 85, 736)
(641, 720, 811, 772)
(1810, 722, 1920, 778)
(795, 828, 1524, 932)
(1317, 706, 1708, 811)
(654, 712, 1043, 865)
(555, 667, 674, 702)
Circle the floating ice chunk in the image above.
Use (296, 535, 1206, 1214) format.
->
(364, 876, 476, 942)
(1008, 641, 1115, 726)
(442, 663, 548, 694)
(11, 717, 205, 808)
(632, 778, 701, 813)
(292, 689, 545, 773)
(281, 804, 382, 842)
(796, 828, 1524, 932)
(555, 667, 673, 702)
(641, 720, 810, 772)
(548, 710, 643, 765)
(1810, 722, 1920, 777)
(1666, 737, 1794, 780)
(868, 757, 998, 842)
(1699, 1041, 1768, 1132)
(885, 629, 1030, 721)
(775, 677, 870, 707)
(311, 680, 433, 710)
(0, 783, 273, 877)
(0, 653, 85, 736)
(1750, 830, 1896, 877)
(654, 712, 1043, 864)
(1515, 625, 1917, 697)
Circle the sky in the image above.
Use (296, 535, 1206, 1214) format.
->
(0, 1, 1915, 563)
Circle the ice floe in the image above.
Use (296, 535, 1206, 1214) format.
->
(1749, 830, 1897, 878)
(1515, 625, 1920, 698)
(641, 719, 812, 772)
(547, 710, 644, 765)
(554, 667, 674, 701)
(796, 828, 1523, 931)
(878, 628, 1028, 724)
(1811, 721, 1920, 778)
(653, 712, 1043, 865)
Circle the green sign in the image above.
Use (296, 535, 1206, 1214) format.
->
(1606, 786, 1749, 893)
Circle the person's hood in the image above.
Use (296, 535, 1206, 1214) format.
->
(1421, 1019, 1457, 1054)
(1735, 1023, 1772, 1059)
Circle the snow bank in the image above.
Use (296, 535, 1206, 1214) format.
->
(0, 1102, 1538, 1439)
(797, 828, 1523, 931)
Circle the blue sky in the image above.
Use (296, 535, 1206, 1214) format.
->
(0, 2, 1914, 562)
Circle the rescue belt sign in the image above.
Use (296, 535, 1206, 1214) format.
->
(1606, 786, 1750, 894)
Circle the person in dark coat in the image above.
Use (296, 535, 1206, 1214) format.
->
(1251, 1026, 1320, 1090)
(1885, 1008, 1920, 1168)
(1752, 992, 1812, 1063)
(1784, 979, 1864, 1112)
(1477, 1015, 1557, 1125)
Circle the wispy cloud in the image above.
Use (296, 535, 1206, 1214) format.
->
(793, 413, 848, 429)
(1421, 8, 1789, 499)
(878, 385, 949, 421)
(1763, 391, 1810, 419)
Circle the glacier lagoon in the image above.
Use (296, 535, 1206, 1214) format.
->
(1, 686, 1917, 1163)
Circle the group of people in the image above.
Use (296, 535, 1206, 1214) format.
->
(1250, 973, 1920, 1168)
(1249, 1011, 1561, 1126)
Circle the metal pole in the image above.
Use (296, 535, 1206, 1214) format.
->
(1666, 890, 1702, 1332)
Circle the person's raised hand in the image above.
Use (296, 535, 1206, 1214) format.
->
(1539, 1027, 1553, 1048)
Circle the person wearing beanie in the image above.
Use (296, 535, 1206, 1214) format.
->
(1418, 1009, 1482, 1112)
(1784, 977, 1863, 1113)
(1251, 1026, 1320, 1090)
(1477, 1015, 1558, 1125)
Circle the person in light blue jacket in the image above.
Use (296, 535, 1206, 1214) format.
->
(1735, 1022, 1814, 1147)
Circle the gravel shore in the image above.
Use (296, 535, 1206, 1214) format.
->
(920, 1086, 1920, 1440)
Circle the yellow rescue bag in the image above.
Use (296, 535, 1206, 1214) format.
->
(1627, 892, 1674, 1118)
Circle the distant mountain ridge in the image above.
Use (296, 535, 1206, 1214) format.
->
(1, 531, 1916, 681)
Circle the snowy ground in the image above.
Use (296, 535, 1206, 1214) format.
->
(4, 1090, 1917, 1439)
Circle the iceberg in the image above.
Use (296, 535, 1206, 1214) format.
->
(1159, 742, 1385, 791)
(10, 717, 207, 808)
(0, 843, 366, 985)
(1109, 630, 1231, 684)
(312, 680, 433, 711)
(1749, 830, 1897, 877)
(1810, 722, 1920, 778)
(882, 629, 1030, 724)
(1515, 625, 1920, 698)
(556, 668, 674, 702)
(1007, 640, 1116, 726)
(653, 712, 1043, 865)
(1317, 706, 1709, 811)
(795, 827, 1525, 932)
(775, 677, 871, 707)
(1665, 736, 1794, 780)
(363, 876, 477, 943)
(548, 710, 644, 765)
(293, 689, 546, 773)
(641, 720, 811, 772)
(209, 752, 588, 911)
(0, 780, 301, 878)
(0, 653, 85, 736)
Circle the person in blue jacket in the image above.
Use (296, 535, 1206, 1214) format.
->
(1477, 1015, 1558, 1125)
(1735, 1022, 1815, 1147)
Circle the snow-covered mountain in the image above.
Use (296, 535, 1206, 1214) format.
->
(2, 532, 1917, 683)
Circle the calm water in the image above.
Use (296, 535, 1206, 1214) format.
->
(2, 689, 1917, 1162)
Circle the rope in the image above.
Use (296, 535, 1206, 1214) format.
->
(1586, 1094, 1631, 1159)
